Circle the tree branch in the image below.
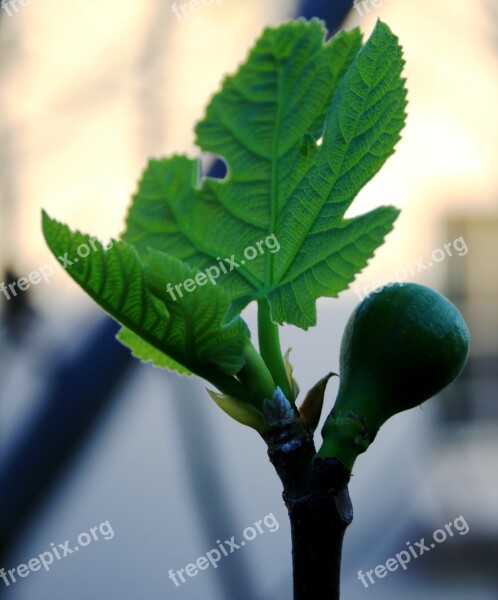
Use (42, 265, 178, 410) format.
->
(264, 419, 353, 599)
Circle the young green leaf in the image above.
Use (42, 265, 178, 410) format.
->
(123, 20, 407, 329)
(116, 328, 192, 375)
(206, 389, 268, 434)
(42, 211, 251, 379)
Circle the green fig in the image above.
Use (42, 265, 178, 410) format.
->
(318, 283, 470, 469)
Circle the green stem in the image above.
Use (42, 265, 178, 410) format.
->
(200, 342, 276, 406)
(199, 367, 253, 402)
(237, 342, 277, 407)
(317, 413, 374, 470)
(257, 299, 293, 401)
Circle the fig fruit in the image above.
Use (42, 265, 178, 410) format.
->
(318, 283, 470, 468)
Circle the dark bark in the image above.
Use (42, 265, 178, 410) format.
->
(264, 421, 353, 600)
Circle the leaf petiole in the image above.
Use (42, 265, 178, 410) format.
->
(257, 299, 293, 402)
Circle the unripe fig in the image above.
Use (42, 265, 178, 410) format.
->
(318, 283, 470, 468)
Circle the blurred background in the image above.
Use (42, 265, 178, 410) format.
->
(0, 0, 497, 598)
